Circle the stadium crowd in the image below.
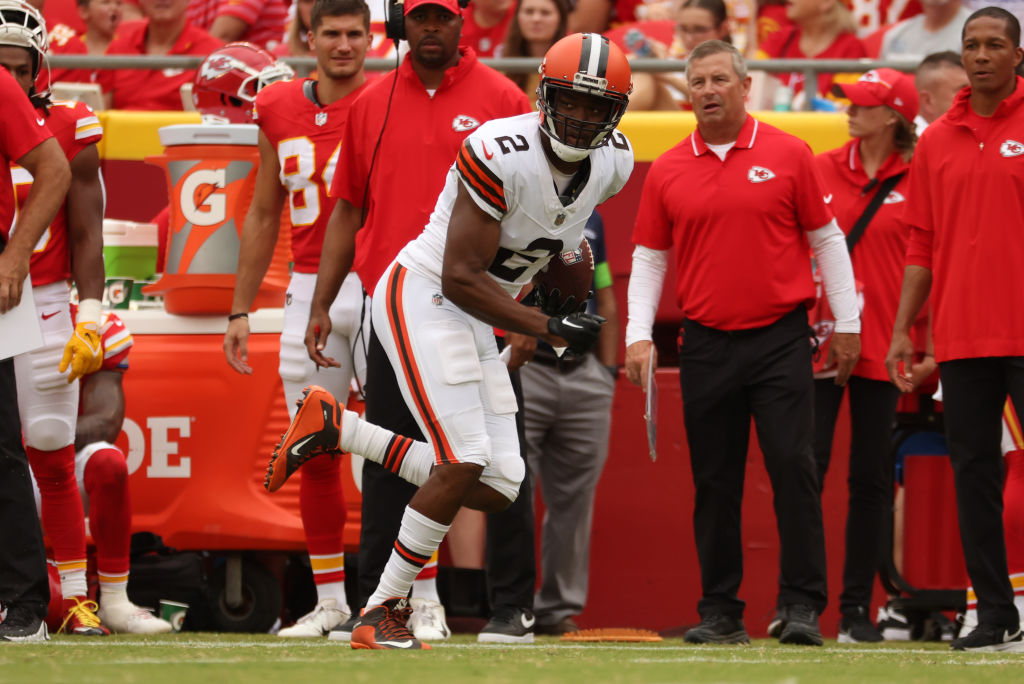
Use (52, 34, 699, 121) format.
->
(0, 0, 1022, 656)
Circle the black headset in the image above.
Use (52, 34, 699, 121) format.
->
(385, 0, 471, 42)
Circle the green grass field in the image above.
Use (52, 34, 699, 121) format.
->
(2, 634, 1021, 684)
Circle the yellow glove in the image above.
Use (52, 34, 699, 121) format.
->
(60, 298, 104, 383)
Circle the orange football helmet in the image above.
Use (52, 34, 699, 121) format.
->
(537, 32, 632, 151)
(193, 42, 294, 124)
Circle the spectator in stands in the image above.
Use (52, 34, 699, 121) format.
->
(499, 0, 568, 104)
(275, 0, 314, 57)
(879, 0, 972, 60)
(186, 0, 288, 51)
(757, 0, 866, 103)
(626, 0, 734, 110)
(464, 0, 515, 56)
(44, 0, 121, 84)
(914, 50, 968, 133)
(97, 0, 222, 111)
(813, 68, 920, 644)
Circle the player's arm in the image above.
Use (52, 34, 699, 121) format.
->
(306, 197, 360, 367)
(442, 184, 588, 349)
(61, 142, 107, 383)
(75, 369, 126, 450)
(0, 137, 70, 313)
(886, 264, 933, 392)
(595, 284, 618, 372)
(225, 131, 287, 374)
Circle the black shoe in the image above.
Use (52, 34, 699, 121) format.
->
(683, 614, 750, 644)
(838, 607, 883, 643)
(767, 607, 788, 638)
(0, 603, 49, 642)
(535, 617, 579, 636)
(327, 612, 360, 642)
(778, 604, 823, 646)
(477, 606, 535, 644)
(951, 624, 1024, 652)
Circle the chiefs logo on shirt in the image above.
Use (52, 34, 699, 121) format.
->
(883, 190, 905, 205)
(999, 140, 1024, 158)
(452, 115, 480, 132)
(747, 166, 776, 183)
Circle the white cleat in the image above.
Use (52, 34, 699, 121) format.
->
(97, 602, 173, 635)
(408, 598, 451, 641)
(278, 598, 350, 638)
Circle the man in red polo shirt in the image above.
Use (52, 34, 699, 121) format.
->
(625, 39, 860, 646)
(887, 6, 1024, 653)
(0, 65, 71, 643)
(297, 0, 532, 645)
(96, 0, 222, 110)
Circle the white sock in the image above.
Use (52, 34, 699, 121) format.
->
(340, 409, 434, 486)
(412, 576, 440, 603)
(58, 564, 88, 599)
(367, 506, 450, 609)
(315, 581, 349, 613)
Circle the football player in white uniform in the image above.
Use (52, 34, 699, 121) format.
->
(265, 32, 634, 649)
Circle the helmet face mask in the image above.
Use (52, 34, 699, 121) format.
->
(0, 0, 48, 80)
(193, 42, 295, 124)
(537, 33, 631, 153)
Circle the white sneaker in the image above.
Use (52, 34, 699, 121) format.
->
(876, 605, 912, 641)
(278, 598, 349, 638)
(407, 598, 451, 641)
(97, 602, 173, 635)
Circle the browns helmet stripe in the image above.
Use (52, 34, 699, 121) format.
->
(577, 33, 610, 81)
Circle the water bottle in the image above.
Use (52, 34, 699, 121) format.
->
(623, 28, 654, 58)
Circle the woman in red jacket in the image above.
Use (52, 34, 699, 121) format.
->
(812, 68, 931, 643)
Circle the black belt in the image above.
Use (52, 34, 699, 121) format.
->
(532, 348, 587, 373)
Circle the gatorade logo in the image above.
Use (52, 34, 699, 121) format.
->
(180, 168, 227, 226)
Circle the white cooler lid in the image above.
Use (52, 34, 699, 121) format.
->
(158, 123, 258, 147)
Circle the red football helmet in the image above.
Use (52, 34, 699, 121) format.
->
(192, 42, 294, 124)
(537, 33, 632, 150)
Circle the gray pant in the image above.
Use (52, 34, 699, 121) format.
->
(521, 353, 615, 625)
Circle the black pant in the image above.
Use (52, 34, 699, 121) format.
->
(814, 376, 899, 614)
(940, 357, 1024, 630)
(679, 307, 827, 618)
(357, 328, 534, 613)
(486, 337, 535, 612)
(0, 356, 49, 617)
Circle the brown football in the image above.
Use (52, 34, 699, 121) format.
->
(533, 238, 594, 313)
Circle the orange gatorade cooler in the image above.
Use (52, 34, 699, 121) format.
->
(143, 124, 291, 314)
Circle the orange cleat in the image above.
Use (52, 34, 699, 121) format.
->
(265, 385, 344, 492)
(351, 598, 431, 650)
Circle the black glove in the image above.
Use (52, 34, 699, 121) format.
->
(531, 283, 593, 317)
(547, 312, 606, 355)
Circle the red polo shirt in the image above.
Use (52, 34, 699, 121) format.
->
(97, 19, 223, 111)
(330, 48, 530, 297)
(904, 78, 1024, 362)
(632, 115, 833, 330)
(817, 140, 910, 380)
(0, 69, 52, 239)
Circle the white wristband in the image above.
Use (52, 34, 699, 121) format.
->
(77, 298, 102, 327)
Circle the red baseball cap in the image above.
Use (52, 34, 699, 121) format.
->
(832, 68, 919, 122)
(403, 0, 462, 15)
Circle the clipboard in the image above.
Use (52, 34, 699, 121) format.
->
(643, 345, 657, 462)
(0, 276, 43, 360)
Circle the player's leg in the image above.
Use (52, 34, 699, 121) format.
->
(76, 442, 172, 634)
(276, 273, 360, 636)
(351, 265, 523, 649)
(16, 283, 105, 636)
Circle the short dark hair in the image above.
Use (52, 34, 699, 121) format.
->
(917, 50, 962, 73)
(963, 6, 1021, 47)
(310, 0, 371, 33)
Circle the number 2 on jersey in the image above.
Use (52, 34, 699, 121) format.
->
(278, 137, 340, 227)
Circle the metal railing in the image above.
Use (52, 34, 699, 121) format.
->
(47, 55, 922, 111)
